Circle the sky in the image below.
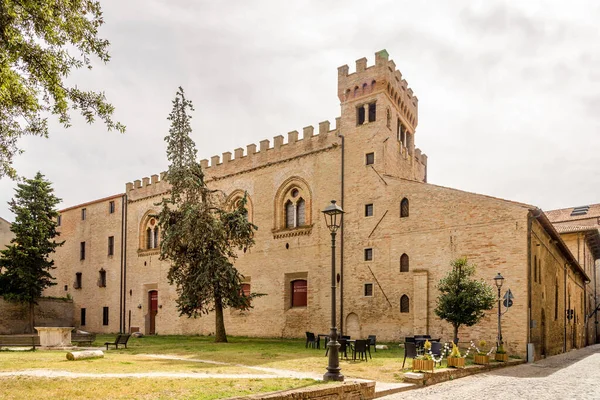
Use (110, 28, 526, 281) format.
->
(1, 0, 599, 221)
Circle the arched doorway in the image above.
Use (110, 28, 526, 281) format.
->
(345, 313, 360, 338)
(148, 290, 158, 335)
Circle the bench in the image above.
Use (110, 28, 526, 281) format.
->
(71, 331, 96, 347)
(0, 335, 40, 350)
(104, 333, 131, 350)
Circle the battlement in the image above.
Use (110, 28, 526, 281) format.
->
(126, 118, 341, 199)
(338, 49, 418, 131)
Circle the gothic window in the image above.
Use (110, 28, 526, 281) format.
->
(400, 295, 410, 313)
(291, 280, 307, 307)
(400, 198, 409, 218)
(296, 198, 306, 226)
(146, 228, 152, 249)
(226, 190, 253, 223)
(153, 227, 159, 249)
(285, 200, 295, 228)
(400, 253, 409, 272)
(276, 179, 311, 231)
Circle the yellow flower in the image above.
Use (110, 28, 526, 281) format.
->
(478, 340, 486, 348)
(423, 340, 432, 350)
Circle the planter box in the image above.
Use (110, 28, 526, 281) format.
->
(413, 359, 434, 373)
(447, 357, 465, 368)
(495, 353, 509, 362)
(474, 354, 490, 365)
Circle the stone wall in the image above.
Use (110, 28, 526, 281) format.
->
(229, 381, 375, 400)
(0, 216, 13, 250)
(0, 297, 74, 334)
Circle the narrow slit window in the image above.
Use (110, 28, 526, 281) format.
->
(296, 198, 306, 226)
(400, 295, 410, 313)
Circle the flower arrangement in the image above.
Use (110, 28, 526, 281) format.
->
(472, 340, 492, 365)
(447, 342, 466, 368)
(496, 344, 506, 354)
(416, 340, 432, 360)
(495, 343, 509, 362)
(448, 343, 461, 358)
(477, 340, 487, 356)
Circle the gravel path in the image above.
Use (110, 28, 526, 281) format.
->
(380, 344, 600, 399)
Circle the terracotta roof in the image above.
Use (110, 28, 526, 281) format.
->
(554, 225, 600, 234)
(545, 203, 600, 223)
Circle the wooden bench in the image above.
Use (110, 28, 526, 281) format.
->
(71, 331, 96, 347)
(104, 333, 131, 350)
(0, 335, 40, 350)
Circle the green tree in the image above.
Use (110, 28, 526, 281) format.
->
(0, 172, 63, 332)
(434, 257, 495, 342)
(0, 0, 125, 178)
(158, 87, 259, 343)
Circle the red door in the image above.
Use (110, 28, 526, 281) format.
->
(148, 290, 158, 335)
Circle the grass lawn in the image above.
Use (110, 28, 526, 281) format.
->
(0, 334, 496, 399)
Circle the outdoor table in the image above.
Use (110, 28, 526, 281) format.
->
(317, 334, 329, 349)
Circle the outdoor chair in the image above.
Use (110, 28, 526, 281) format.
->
(402, 341, 417, 369)
(104, 333, 131, 350)
(305, 332, 318, 349)
(341, 335, 351, 340)
(352, 339, 371, 361)
(431, 341, 443, 366)
(367, 335, 377, 352)
(338, 338, 349, 359)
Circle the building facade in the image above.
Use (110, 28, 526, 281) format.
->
(43, 50, 596, 360)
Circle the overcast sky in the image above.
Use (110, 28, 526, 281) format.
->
(1, 0, 599, 221)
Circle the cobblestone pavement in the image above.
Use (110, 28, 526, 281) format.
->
(380, 344, 600, 399)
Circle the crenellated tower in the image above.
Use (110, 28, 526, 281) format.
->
(337, 49, 427, 183)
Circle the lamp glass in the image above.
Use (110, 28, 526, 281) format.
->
(494, 273, 504, 288)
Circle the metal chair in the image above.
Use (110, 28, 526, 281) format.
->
(367, 335, 377, 352)
(325, 337, 348, 358)
(305, 332, 317, 349)
(431, 341, 443, 366)
(402, 341, 417, 369)
(352, 339, 371, 361)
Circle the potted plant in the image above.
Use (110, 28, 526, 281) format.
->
(447, 342, 465, 368)
(495, 344, 509, 362)
(412, 340, 434, 373)
(474, 340, 490, 365)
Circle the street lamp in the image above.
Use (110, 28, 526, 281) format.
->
(322, 200, 344, 382)
(494, 272, 505, 348)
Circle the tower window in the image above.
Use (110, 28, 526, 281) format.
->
(357, 105, 366, 125)
(108, 236, 114, 256)
(400, 295, 410, 313)
(153, 227, 159, 249)
(98, 269, 106, 287)
(365, 204, 373, 217)
(75, 272, 82, 289)
(365, 153, 374, 165)
(368, 102, 376, 122)
(109, 201, 115, 214)
(364, 283, 373, 297)
(400, 198, 409, 218)
(57, 215, 61, 226)
(80, 242, 86, 260)
(364, 248, 373, 261)
(103, 307, 109, 326)
(80, 308, 86, 326)
(400, 253, 409, 272)
(81, 208, 86, 220)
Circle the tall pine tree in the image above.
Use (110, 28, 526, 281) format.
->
(0, 172, 63, 333)
(158, 87, 258, 342)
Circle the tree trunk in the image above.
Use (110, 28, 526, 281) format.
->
(453, 324, 459, 343)
(28, 301, 35, 334)
(214, 294, 227, 343)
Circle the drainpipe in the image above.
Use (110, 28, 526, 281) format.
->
(120, 194, 128, 333)
(339, 133, 345, 337)
(527, 213, 532, 349)
(564, 263, 568, 353)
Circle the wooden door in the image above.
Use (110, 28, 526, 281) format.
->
(148, 290, 158, 335)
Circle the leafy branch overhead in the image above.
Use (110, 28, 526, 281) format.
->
(0, 0, 125, 178)
(158, 87, 261, 343)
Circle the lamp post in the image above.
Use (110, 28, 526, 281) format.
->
(322, 200, 344, 382)
(494, 272, 505, 349)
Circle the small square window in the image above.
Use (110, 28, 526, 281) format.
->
(364, 283, 373, 297)
(364, 248, 373, 261)
(109, 201, 115, 214)
(366, 153, 374, 165)
(81, 208, 87, 220)
(365, 204, 373, 217)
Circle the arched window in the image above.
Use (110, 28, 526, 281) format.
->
(400, 198, 409, 218)
(275, 177, 312, 232)
(225, 190, 254, 223)
(153, 227, 159, 249)
(291, 279, 307, 307)
(285, 200, 295, 228)
(400, 295, 410, 313)
(400, 253, 409, 272)
(296, 198, 306, 226)
(146, 228, 152, 249)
